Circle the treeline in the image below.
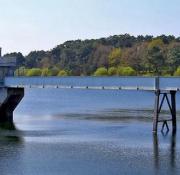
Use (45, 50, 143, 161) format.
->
(4, 34, 180, 76)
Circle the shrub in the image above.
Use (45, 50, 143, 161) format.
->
(142, 72, 154, 77)
(15, 66, 28, 76)
(41, 67, 60, 76)
(174, 67, 180, 76)
(148, 38, 164, 49)
(108, 67, 117, 76)
(41, 68, 51, 76)
(26, 68, 42, 76)
(50, 67, 59, 76)
(117, 66, 136, 76)
(94, 67, 108, 76)
(58, 70, 68, 76)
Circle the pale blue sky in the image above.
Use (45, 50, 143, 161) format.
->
(0, 0, 180, 55)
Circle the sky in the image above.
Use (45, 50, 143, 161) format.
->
(0, 0, 180, 55)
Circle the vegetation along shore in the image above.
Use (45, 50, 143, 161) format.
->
(4, 34, 180, 76)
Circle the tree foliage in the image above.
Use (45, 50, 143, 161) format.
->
(117, 67, 136, 76)
(41, 68, 51, 76)
(58, 70, 68, 76)
(166, 43, 180, 75)
(15, 66, 28, 76)
(108, 67, 117, 76)
(148, 39, 164, 49)
(146, 47, 165, 75)
(108, 48, 122, 66)
(174, 67, 180, 76)
(94, 67, 108, 76)
(26, 68, 42, 76)
(6, 34, 180, 76)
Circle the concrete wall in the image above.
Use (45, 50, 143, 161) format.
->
(0, 57, 16, 81)
(0, 87, 24, 123)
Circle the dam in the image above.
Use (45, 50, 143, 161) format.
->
(0, 52, 179, 133)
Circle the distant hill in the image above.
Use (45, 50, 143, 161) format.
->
(4, 34, 180, 76)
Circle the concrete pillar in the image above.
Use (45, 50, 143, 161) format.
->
(0, 87, 24, 125)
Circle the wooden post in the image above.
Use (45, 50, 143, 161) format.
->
(153, 90, 160, 133)
(170, 91, 177, 132)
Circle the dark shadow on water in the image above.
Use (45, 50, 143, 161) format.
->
(58, 108, 180, 123)
(153, 130, 176, 174)
(56, 112, 153, 123)
(55, 108, 180, 123)
(1, 136, 22, 142)
(0, 123, 24, 175)
(0, 122, 23, 143)
(0, 122, 16, 130)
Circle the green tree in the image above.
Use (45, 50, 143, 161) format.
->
(41, 68, 51, 76)
(148, 38, 164, 49)
(174, 67, 180, 76)
(3, 34, 180, 76)
(121, 43, 147, 73)
(58, 70, 68, 76)
(117, 66, 136, 76)
(50, 67, 59, 76)
(26, 68, 42, 76)
(147, 47, 165, 75)
(146, 39, 165, 75)
(15, 66, 28, 76)
(94, 67, 108, 76)
(167, 45, 180, 75)
(108, 67, 117, 76)
(108, 48, 122, 66)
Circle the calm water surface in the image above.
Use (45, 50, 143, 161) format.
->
(1, 77, 180, 175)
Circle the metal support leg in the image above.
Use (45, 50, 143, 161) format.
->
(170, 91, 177, 133)
(153, 90, 177, 133)
(153, 90, 160, 133)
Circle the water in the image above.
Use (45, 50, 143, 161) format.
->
(5, 76, 180, 89)
(1, 77, 180, 175)
(5, 76, 155, 87)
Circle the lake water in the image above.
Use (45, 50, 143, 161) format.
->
(1, 77, 180, 175)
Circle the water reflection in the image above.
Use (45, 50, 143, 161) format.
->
(153, 131, 176, 174)
(0, 132, 23, 145)
(0, 122, 23, 142)
(170, 131, 176, 172)
(0, 124, 24, 175)
(0, 122, 16, 130)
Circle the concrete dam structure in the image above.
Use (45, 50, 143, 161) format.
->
(0, 48, 179, 133)
(0, 48, 24, 124)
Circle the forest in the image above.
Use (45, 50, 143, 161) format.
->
(4, 34, 180, 76)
